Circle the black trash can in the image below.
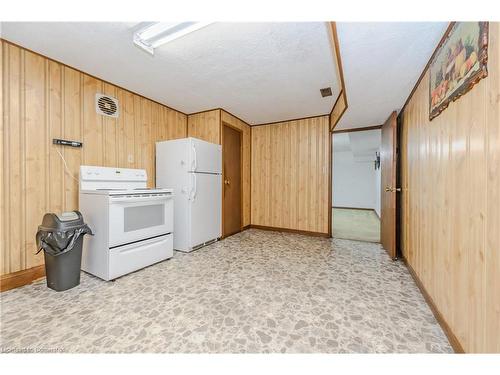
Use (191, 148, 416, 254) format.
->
(36, 211, 93, 292)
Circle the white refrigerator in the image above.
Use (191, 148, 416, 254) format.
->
(156, 137, 222, 252)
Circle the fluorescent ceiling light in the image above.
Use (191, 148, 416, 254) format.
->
(134, 22, 213, 55)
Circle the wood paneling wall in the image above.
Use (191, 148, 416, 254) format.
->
(1, 40, 187, 276)
(327, 22, 348, 131)
(400, 22, 499, 353)
(330, 92, 347, 130)
(186, 109, 252, 227)
(187, 109, 221, 144)
(251, 116, 330, 234)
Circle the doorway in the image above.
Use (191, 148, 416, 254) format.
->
(222, 123, 243, 237)
(331, 128, 382, 243)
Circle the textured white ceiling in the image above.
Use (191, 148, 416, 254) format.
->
(0, 22, 338, 125)
(335, 22, 448, 130)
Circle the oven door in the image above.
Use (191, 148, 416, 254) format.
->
(108, 194, 173, 247)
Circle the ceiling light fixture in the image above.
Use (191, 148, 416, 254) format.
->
(133, 22, 214, 55)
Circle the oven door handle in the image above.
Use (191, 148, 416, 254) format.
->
(110, 195, 172, 203)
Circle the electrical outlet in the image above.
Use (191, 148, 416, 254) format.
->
(127, 154, 134, 163)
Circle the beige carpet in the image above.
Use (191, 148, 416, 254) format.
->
(332, 208, 380, 243)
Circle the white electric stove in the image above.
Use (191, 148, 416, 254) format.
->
(79, 166, 174, 281)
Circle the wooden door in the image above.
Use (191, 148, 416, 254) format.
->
(222, 124, 242, 237)
(380, 111, 398, 259)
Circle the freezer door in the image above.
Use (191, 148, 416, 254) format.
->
(156, 138, 191, 184)
(188, 138, 222, 174)
(188, 173, 222, 248)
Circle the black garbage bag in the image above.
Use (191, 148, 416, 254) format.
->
(36, 226, 93, 256)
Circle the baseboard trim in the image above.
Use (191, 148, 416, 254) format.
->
(333, 206, 375, 211)
(0, 265, 46, 292)
(249, 224, 330, 238)
(333, 206, 380, 219)
(402, 257, 464, 353)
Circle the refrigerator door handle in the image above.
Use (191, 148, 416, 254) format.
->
(189, 173, 197, 201)
(192, 173, 197, 201)
(191, 143, 198, 171)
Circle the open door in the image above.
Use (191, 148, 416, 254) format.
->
(380, 111, 398, 259)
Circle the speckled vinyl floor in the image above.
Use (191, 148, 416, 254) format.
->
(0, 229, 452, 353)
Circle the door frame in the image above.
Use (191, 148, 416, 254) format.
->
(328, 131, 333, 237)
(221, 121, 244, 238)
(330, 125, 384, 240)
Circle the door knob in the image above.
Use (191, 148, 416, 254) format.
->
(224, 179, 230, 185)
(385, 186, 402, 193)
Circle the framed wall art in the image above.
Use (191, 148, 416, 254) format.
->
(429, 22, 488, 120)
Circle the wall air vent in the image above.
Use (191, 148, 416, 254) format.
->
(320, 87, 332, 97)
(96, 94, 119, 118)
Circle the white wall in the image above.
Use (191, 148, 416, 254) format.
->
(332, 129, 381, 213)
(333, 151, 378, 209)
